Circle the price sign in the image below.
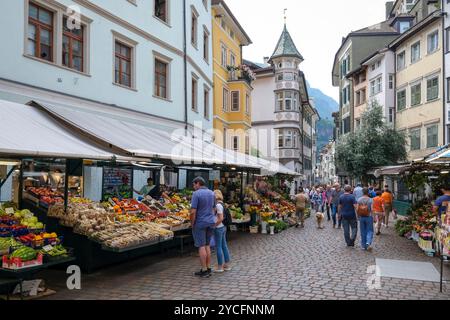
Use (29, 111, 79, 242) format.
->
(5, 208, 14, 215)
(229, 225, 238, 232)
(43, 245, 53, 252)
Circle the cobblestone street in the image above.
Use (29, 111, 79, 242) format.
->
(42, 218, 450, 300)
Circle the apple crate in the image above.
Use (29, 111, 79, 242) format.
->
(2, 253, 43, 270)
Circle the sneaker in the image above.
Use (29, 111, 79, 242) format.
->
(194, 270, 211, 278)
(214, 268, 224, 273)
(207, 268, 212, 275)
(224, 266, 232, 271)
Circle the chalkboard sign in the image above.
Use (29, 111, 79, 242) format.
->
(102, 167, 133, 201)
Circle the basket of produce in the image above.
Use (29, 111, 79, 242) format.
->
(3, 247, 43, 270)
(40, 245, 73, 263)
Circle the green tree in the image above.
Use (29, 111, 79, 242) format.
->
(335, 102, 407, 182)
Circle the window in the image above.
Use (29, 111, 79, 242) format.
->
(203, 87, 209, 119)
(245, 94, 250, 114)
(426, 125, 438, 148)
(397, 89, 406, 111)
(410, 128, 421, 151)
(356, 91, 360, 105)
(397, 51, 405, 70)
(389, 75, 394, 89)
(28, 3, 54, 61)
(360, 73, 366, 83)
(231, 91, 239, 111)
(232, 136, 239, 151)
(355, 119, 361, 131)
(388, 108, 394, 123)
(361, 89, 366, 104)
(115, 41, 132, 87)
(154, 0, 168, 23)
(154, 58, 168, 98)
(276, 91, 298, 112)
(222, 88, 229, 111)
(62, 17, 84, 72)
(221, 45, 227, 67)
(191, 10, 198, 48)
(411, 83, 421, 106)
(278, 129, 298, 148)
(284, 73, 294, 81)
(229, 29, 235, 39)
(276, 73, 283, 82)
(428, 31, 439, 54)
(427, 77, 439, 101)
(191, 77, 198, 111)
(447, 78, 450, 102)
(203, 29, 209, 62)
(230, 53, 236, 67)
(342, 86, 350, 105)
(221, 18, 226, 30)
(411, 42, 420, 63)
(399, 21, 410, 33)
(446, 28, 450, 52)
(370, 77, 382, 96)
(342, 116, 351, 134)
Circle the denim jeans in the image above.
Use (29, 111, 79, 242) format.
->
(214, 226, 231, 266)
(359, 216, 374, 249)
(342, 218, 358, 246)
(331, 204, 342, 227)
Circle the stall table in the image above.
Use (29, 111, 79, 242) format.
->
(0, 256, 76, 299)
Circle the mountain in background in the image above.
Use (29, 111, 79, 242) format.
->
(306, 83, 338, 154)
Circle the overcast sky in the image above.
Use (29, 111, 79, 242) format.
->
(225, 0, 392, 102)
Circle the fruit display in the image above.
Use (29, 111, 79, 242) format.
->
(25, 187, 64, 206)
(0, 237, 23, 254)
(90, 222, 173, 250)
(10, 246, 37, 262)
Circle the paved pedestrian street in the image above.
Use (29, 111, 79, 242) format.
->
(42, 219, 449, 300)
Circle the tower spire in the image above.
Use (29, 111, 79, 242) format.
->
(284, 8, 287, 26)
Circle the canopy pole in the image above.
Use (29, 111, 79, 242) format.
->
(239, 170, 244, 210)
(18, 162, 23, 210)
(64, 160, 69, 213)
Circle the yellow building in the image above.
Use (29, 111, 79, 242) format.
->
(391, 11, 444, 161)
(211, 0, 252, 154)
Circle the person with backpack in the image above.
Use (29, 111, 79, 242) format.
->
(213, 190, 231, 273)
(357, 188, 374, 252)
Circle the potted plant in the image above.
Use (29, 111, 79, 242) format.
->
(260, 212, 272, 234)
(268, 220, 277, 235)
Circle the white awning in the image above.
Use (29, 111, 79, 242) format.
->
(425, 146, 450, 163)
(0, 99, 127, 161)
(32, 101, 283, 171)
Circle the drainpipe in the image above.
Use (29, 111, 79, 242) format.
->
(183, 0, 188, 136)
(442, 8, 447, 145)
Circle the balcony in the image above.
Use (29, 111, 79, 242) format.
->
(228, 65, 255, 86)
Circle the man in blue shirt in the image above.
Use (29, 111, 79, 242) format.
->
(190, 177, 216, 278)
(338, 185, 358, 247)
(353, 184, 364, 201)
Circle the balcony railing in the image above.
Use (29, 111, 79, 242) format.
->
(227, 65, 255, 85)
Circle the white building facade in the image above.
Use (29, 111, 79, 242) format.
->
(318, 141, 337, 185)
(362, 49, 396, 126)
(443, 0, 450, 145)
(0, 0, 213, 134)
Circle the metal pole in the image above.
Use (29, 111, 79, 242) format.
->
(18, 162, 23, 210)
(64, 161, 69, 213)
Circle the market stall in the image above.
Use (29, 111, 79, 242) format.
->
(0, 99, 301, 278)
